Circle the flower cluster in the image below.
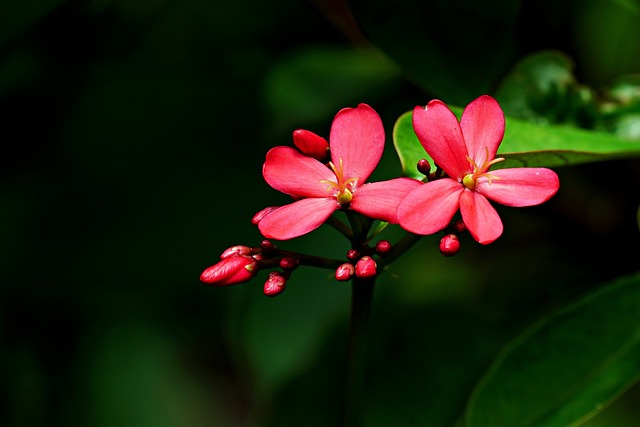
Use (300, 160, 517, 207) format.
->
(200, 240, 301, 297)
(200, 96, 560, 295)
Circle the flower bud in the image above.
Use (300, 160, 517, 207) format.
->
(346, 249, 361, 262)
(375, 240, 392, 257)
(264, 272, 287, 297)
(355, 256, 377, 279)
(439, 234, 460, 257)
(452, 219, 466, 234)
(260, 239, 277, 253)
(335, 263, 355, 282)
(417, 158, 431, 176)
(200, 255, 258, 286)
(292, 129, 329, 161)
(251, 206, 279, 226)
(220, 245, 252, 259)
(279, 255, 299, 271)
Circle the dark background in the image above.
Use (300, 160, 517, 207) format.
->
(1, 0, 639, 426)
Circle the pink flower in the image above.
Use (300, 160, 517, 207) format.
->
(397, 95, 560, 244)
(259, 104, 421, 240)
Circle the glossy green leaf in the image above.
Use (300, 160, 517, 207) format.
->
(393, 108, 640, 179)
(465, 272, 640, 427)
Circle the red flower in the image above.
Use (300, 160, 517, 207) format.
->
(259, 104, 421, 240)
(398, 95, 560, 244)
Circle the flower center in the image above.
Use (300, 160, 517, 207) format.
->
(321, 158, 358, 205)
(462, 147, 505, 191)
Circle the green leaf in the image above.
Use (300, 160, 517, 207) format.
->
(465, 272, 640, 427)
(392, 108, 640, 178)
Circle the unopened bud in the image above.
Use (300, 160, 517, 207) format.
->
(355, 256, 377, 279)
(346, 249, 361, 262)
(279, 256, 299, 270)
(452, 219, 466, 234)
(417, 158, 431, 176)
(200, 255, 258, 286)
(375, 240, 392, 257)
(220, 245, 252, 259)
(335, 263, 355, 282)
(260, 239, 277, 253)
(251, 207, 279, 226)
(292, 129, 330, 161)
(439, 234, 460, 257)
(264, 272, 287, 297)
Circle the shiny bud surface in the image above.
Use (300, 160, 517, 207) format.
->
(355, 256, 377, 279)
(264, 272, 287, 297)
(200, 255, 258, 286)
(439, 234, 461, 257)
(335, 263, 355, 281)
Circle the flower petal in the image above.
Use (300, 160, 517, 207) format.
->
(263, 146, 336, 198)
(459, 190, 503, 244)
(397, 178, 463, 235)
(412, 101, 470, 180)
(258, 198, 338, 240)
(350, 177, 422, 223)
(476, 168, 560, 207)
(460, 95, 505, 165)
(292, 129, 329, 161)
(329, 104, 384, 183)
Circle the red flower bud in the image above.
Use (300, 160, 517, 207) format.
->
(346, 249, 361, 262)
(292, 129, 329, 161)
(452, 219, 466, 234)
(264, 272, 287, 297)
(251, 207, 279, 226)
(220, 245, 252, 259)
(439, 234, 460, 257)
(355, 256, 377, 279)
(260, 239, 277, 253)
(375, 240, 392, 257)
(279, 256, 299, 270)
(200, 255, 258, 286)
(335, 263, 355, 282)
(417, 158, 431, 176)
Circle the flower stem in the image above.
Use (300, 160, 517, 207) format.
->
(326, 214, 354, 239)
(378, 231, 423, 267)
(293, 252, 344, 270)
(343, 209, 375, 427)
(343, 275, 375, 427)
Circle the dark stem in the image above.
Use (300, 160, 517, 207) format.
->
(378, 231, 423, 267)
(343, 275, 375, 427)
(326, 214, 354, 240)
(343, 209, 375, 427)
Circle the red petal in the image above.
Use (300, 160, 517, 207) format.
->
(350, 177, 422, 223)
(292, 129, 329, 161)
(397, 178, 463, 235)
(258, 198, 338, 240)
(460, 95, 505, 165)
(329, 104, 384, 183)
(459, 190, 503, 244)
(412, 101, 470, 180)
(477, 168, 560, 207)
(263, 146, 336, 198)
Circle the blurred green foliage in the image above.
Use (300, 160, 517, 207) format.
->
(1, 0, 640, 426)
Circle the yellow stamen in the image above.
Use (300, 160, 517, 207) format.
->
(320, 158, 358, 204)
(463, 147, 504, 190)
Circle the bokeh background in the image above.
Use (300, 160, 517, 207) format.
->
(2, 0, 640, 426)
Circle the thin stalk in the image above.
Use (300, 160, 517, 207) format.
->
(343, 209, 375, 427)
(343, 275, 375, 427)
(378, 231, 423, 267)
(326, 214, 354, 240)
